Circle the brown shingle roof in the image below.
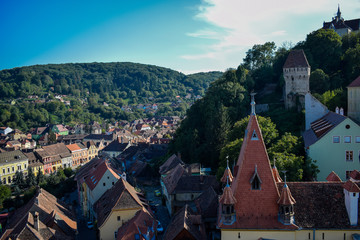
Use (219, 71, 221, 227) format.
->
(194, 187, 218, 219)
(159, 154, 184, 175)
(43, 143, 71, 158)
(94, 178, 144, 228)
(350, 170, 360, 181)
(219, 185, 237, 205)
(163, 205, 206, 240)
(283, 49, 310, 68)
(348, 76, 360, 87)
(0, 188, 76, 240)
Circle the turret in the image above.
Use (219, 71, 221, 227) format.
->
(219, 178, 236, 225)
(220, 157, 233, 185)
(278, 181, 296, 225)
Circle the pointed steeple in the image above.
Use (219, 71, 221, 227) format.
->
(221, 94, 297, 229)
(278, 182, 296, 225)
(219, 176, 237, 225)
(337, 4, 341, 19)
(221, 156, 234, 184)
(250, 92, 256, 115)
(272, 159, 283, 183)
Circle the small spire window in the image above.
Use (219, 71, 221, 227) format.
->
(250, 165, 262, 190)
(251, 130, 258, 140)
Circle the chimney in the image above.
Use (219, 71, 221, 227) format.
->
(34, 212, 39, 231)
(177, 152, 181, 160)
(343, 180, 360, 225)
(335, 106, 339, 114)
(340, 107, 344, 116)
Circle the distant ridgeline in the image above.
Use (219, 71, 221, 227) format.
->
(0, 62, 222, 100)
(0, 62, 222, 130)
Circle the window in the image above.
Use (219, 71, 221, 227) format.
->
(356, 136, 360, 143)
(346, 151, 353, 161)
(12, 167, 14, 172)
(117, 216, 121, 221)
(24, 164, 27, 169)
(17, 165, 21, 171)
(103, 183, 105, 186)
(251, 130, 258, 140)
(112, 182, 114, 185)
(2, 169, 5, 174)
(344, 136, 351, 143)
(333, 136, 340, 143)
(2, 178, 5, 184)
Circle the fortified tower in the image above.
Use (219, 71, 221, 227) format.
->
(283, 50, 310, 109)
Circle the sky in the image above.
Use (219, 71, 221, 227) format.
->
(1, 0, 360, 74)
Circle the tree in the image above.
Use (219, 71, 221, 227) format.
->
(310, 69, 330, 94)
(36, 169, 45, 186)
(26, 167, 36, 187)
(0, 185, 11, 207)
(13, 171, 25, 189)
(243, 42, 276, 70)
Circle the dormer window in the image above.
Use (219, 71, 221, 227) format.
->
(250, 165, 262, 190)
(251, 130, 258, 140)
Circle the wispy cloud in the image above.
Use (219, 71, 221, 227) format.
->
(181, 0, 356, 71)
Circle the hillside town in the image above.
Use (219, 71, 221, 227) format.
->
(0, 5, 360, 240)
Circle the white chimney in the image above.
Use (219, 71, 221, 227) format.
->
(335, 106, 339, 114)
(340, 107, 344, 116)
(344, 181, 360, 225)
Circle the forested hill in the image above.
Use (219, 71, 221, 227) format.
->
(0, 62, 222, 100)
(0, 62, 222, 130)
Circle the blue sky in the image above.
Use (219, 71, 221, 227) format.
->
(1, 0, 359, 73)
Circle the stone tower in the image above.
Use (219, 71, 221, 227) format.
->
(347, 75, 360, 123)
(283, 49, 310, 109)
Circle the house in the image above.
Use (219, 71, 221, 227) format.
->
(304, 93, 329, 130)
(159, 154, 184, 177)
(0, 127, 13, 136)
(0, 188, 77, 240)
(83, 140, 98, 161)
(94, 178, 148, 240)
(83, 133, 115, 148)
(217, 96, 360, 239)
(116, 208, 158, 240)
(34, 148, 62, 174)
(323, 6, 360, 36)
(30, 127, 48, 141)
(24, 152, 44, 176)
(5, 140, 21, 150)
(161, 163, 219, 215)
(303, 111, 360, 180)
(90, 121, 102, 134)
(43, 143, 72, 169)
(75, 157, 123, 220)
(283, 49, 310, 109)
(50, 124, 69, 136)
(0, 150, 28, 184)
(347, 75, 360, 123)
(102, 137, 130, 158)
(163, 204, 206, 240)
(66, 143, 88, 169)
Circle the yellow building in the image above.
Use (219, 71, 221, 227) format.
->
(218, 96, 360, 239)
(83, 140, 98, 161)
(0, 150, 29, 184)
(94, 178, 147, 240)
(24, 152, 44, 176)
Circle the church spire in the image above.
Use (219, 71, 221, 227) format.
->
(250, 92, 256, 115)
(337, 4, 341, 19)
(221, 156, 234, 184)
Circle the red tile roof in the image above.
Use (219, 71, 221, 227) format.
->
(272, 166, 283, 183)
(348, 75, 360, 87)
(283, 49, 310, 68)
(219, 185, 237, 205)
(326, 171, 342, 182)
(85, 160, 120, 191)
(278, 183, 296, 205)
(350, 170, 360, 181)
(66, 143, 81, 152)
(220, 167, 233, 183)
(220, 115, 297, 230)
(343, 180, 360, 192)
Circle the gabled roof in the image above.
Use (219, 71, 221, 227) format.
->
(281, 182, 358, 229)
(162, 164, 188, 194)
(303, 111, 347, 148)
(344, 180, 360, 193)
(172, 175, 219, 194)
(222, 114, 296, 230)
(102, 140, 129, 152)
(159, 154, 184, 175)
(84, 133, 114, 141)
(348, 75, 360, 88)
(94, 178, 145, 228)
(84, 160, 121, 191)
(0, 188, 77, 240)
(283, 49, 310, 68)
(66, 143, 82, 152)
(116, 208, 157, 240)
(42, 143, 71, 158)
(163, 205, 206, 240)
(326, 171, 342, 182)
(350, 170, 360, 181)
(0, 150, 28, 164)
(194, 187, 219, 219)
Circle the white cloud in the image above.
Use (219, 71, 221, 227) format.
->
(181, 0, 358, 72)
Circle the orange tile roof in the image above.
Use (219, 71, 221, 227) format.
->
(220, 167, 233, 183)
(66, 143, 81, 152)
(272, 166, 283, 183)
(283, 49, 310, 68)
(219, 185, 237, 205)
(343, 180, 360, 192)
(326, 171, 342, 182)
(85, 160, 120, 191)
(220, 115, 297, 230)
(278, 183, 296, 205)
(348, 75, 360, 87)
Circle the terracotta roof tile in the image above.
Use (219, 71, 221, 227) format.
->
(159, 154, 184, 175)
(348, 75, 360, 87)
(283, 49, 310, 68)
(66, 143, 81, 152)
(344, 180, 360, 192)
(350, 170, 360, 181)
(272, 166, 283, 183)
(219, 185, 237, 205)
(277, 183, 296, 205)
(84, 160, 120, 191)
(326, 171, 342, 182)
(220, 167, 233, 183)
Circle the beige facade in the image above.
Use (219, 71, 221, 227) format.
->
(348, 86, 360, 123)
(99, 208, 140, 240)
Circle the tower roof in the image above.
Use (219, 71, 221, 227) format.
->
(224, 114, 297, 229)
(326, 171, 342, 182)
(219, 185, 237, 205)
(272, 165, 283, 183)
(278, 183, 296, 205)
(283, 50, 310, 68)
(347, 75, 360, 88)
(343, 180, 360, 193)
(220, 167, 233, 183)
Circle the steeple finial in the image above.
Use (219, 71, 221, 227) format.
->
(337, 4, 341, 18)
(273, 158, 276, 168)
(282, 170, 287, 186)
(226, 156, 229, 169)
(250, 92, 256, 115)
